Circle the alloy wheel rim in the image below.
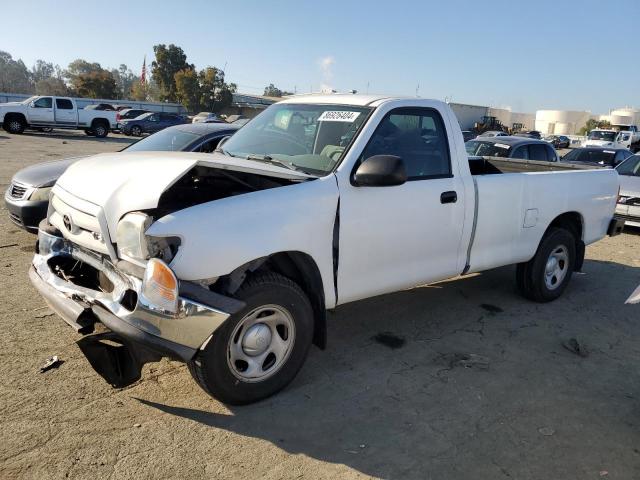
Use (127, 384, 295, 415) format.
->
(544, 245, 569, 290)
(227, 304, 295, 382)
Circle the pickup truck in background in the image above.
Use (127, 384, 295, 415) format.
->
(0, 96, 118, 137)
(28, 94, 622, 405)
(585, 128, 640, 152)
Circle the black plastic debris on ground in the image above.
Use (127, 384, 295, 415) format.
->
(372, 332, 406, 349)
(562, 337, 589, 358)
(480, 303, 503, 314)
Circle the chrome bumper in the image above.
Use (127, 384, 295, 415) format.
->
(30, 229, 240, 361)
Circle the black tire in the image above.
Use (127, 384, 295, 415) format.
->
(516, 227, 576, 303)
(92, 121, 109, 138)
(188, 272, 314, 405)
(4, 116, 25, 134)
(84, 129, 95, 136)
(131, 125, 142, 137)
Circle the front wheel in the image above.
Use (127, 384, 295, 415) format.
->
(131, 125, 142, 137)
(516, 227, 576, 302)
(4, 117, 25, 134)
(188, 272, 314, 405)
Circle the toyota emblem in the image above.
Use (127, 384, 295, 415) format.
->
(62, 214, 72, 232)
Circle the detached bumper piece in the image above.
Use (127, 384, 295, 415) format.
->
(29, 227, 244, 387)
(608, 217, 625, 236)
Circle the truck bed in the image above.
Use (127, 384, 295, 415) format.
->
(469, 156, 600, 175)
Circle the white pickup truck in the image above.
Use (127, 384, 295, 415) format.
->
(584, 128, 640, 152)
(0, 96, 118, 137)
(29, 94, 623, 404)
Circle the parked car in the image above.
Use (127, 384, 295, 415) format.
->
(0, 96, 118, 137)
(114, 109, 149, 131)
(614, 154, 640, 227)
(559, 147, 633, 167)
(462, 130, 475, 142)
(85, 103, 116, 111)
(514, 130, 542, 140)
(116, 108, 149, 122)
(545, 135, 570, 149)
(465, 136, 559, 161)
(478, 130, 508, 137)
(28, 94, 621, 405)
(5, 123, 239, 232)
(120, 112, 189, 136)
(192, 112, 223, 123)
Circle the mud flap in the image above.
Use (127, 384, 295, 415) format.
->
(77, 332, 162, 388)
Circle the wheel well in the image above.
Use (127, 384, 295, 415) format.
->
(215, 251, 327, 349)
(91, 118, 109, 128)
(4, 112, 26, 124)
(547, 212, 585, 271)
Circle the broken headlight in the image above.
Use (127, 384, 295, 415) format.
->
(116, 212, 153, 262)
(116, 212, 181, 264)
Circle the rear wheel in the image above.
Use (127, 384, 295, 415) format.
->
(4, 116, 25, 134)
(131, 125, 142, 137)
(92, 122, 109, 138)
(516, 227, 576, 302)
(188, 272, 314, 405)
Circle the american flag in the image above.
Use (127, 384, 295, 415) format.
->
(140, 56, 146, 84)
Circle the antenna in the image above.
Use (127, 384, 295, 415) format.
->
(366, 81, 370, 94)
(415, 82, 420, 97)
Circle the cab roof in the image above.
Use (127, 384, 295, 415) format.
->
(278, 93, 405, 107)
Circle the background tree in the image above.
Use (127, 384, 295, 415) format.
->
(31, 60, 57, 84)
(73, 70, 118, 99)
(174, 68, 201, 112)
(578, 118, 613, 135)
(0, 51, 33, 94)
(200, 67, 236, 113)
(111, 64, 138, 99)
(151, 44, 193, 102)
(35, 77, 70, 96)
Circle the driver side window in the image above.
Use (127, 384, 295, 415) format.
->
(33, 97, 52, 108)
(361, 108, 451, 180)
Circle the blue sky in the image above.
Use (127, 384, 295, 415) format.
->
(3, 0, 638, 114)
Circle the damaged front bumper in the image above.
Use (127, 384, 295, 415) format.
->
(29, 227, 243, 364)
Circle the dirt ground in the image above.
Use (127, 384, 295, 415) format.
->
(0, 130, 639, 480)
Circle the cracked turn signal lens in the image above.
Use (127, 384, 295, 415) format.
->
(141, 258, 178, 314)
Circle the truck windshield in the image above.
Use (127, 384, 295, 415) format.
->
(221, 104, 372, 175)
(21, 96, 38, 104)
(124, 128, 199, 152)
(465, 140, 511, 157)
(588, 131, 616, 141)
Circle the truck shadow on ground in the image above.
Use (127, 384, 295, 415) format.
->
(135, 259, 640, 479)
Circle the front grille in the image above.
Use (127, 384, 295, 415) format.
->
(9, 183, 27, 199)
(49, 194, 109, 255)
(8, 212, 22, 225)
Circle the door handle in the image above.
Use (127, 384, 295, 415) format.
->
(440, 191, 457, 204)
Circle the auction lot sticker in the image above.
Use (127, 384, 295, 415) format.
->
(318, 111, 361, 122)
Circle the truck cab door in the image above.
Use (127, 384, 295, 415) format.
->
(336, 106, 467, 304)
(28, 97, 54, 124)
(54, 98, 76, 125)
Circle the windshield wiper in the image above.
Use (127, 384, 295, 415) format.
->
(245, 154, 299, 171)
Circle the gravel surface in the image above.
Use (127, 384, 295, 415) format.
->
(1, 130, 639, 479)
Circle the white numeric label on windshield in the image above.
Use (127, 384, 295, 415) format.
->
(318, 111, 361, 122)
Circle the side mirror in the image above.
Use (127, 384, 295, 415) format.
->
(353, 155, 407, 187)
(29, 102, 35, 108)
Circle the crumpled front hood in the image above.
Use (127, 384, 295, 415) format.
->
(54, 151, 312, 235)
